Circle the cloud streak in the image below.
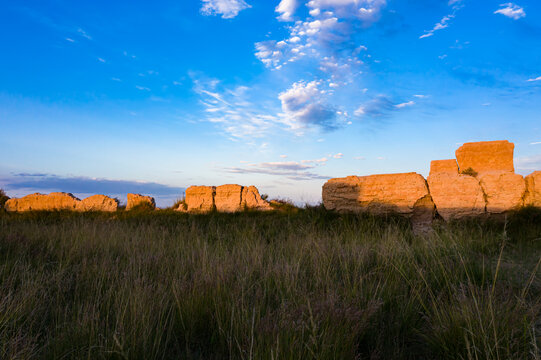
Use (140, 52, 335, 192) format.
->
(494, 3, 526, 20)
(200, 0, 251, 19)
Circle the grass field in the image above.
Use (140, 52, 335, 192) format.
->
(0, 206, 540, 359)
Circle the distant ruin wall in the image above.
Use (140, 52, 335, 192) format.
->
(4, 193, 119, 212)
(323, 140, 540, 221)
(180, 184, 272, 213)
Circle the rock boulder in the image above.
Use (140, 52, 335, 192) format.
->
(126, 193, 156, 210)
(322, 173, 430, 216)
(5, 192, 80, 212)
(479, 173, 525, 214)
(184, 186, 216, 213)
(78, 195, 118, 212)
(455, 140, 514, 175)
(215, 184, 244, 212)
(524, 171, 541, 207)
(242, 186, 272, 211)
(427, 174, 486, 221)
(429, 159, 458, 176)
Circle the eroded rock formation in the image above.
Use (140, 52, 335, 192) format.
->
(455, 140, 514, 175)
(322, 173, 431, 216)
(182, 184, 271, 213)
(126, 193, 156, 210)
(323, 140, 539, 225)
(78, 195, 118, 212)
(525, 171, 541, 207)
(5, 193, 121, 212)
(5, 192, 80, 212)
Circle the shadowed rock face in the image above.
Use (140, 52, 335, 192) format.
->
(78, 195, 118, 212)
(322, 173, 430, 216)
(455, 140, 514, 175)
(525, 171, 541, 207)
(5, 192, 80, 212)
(126, 193, 156, 210)
(183, 184, 271, 213)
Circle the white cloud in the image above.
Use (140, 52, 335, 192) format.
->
(279, 80, 339, 131)
(333, 153, 343, 159)
(530, 142, 541, 145)
(413, 94, 428, 99)
(306, 0, 387, 23)
(276, 0, 298, 21)
(527, 76, 541, 82)
(225, 158, 331, 180)
(515, 154, 541, 172)
(135, 85, 150, 91)
(280, 154, 288, 158)
(494, 3, 526, 20)
(97, 57, 106, 63)
(77, 28, 92, 40)
(420, 15, 454, 39)
(395, 100, 415, 109)
(201, 0, 251, 19)
(65, 38, 75, 43)
(354, 156, 366, 160)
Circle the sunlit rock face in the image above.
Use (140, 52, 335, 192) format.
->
(183, 184, 271, 213)
(78, 195, 118, 212)
(241, 185, 272, 211)
(126, 193, 156, 210)
(215, 184, 244, 212)
(427, 173, 486, 221)
(322, 173, 431, 216)
(455, 140, 514, 175)
(184, 186, 216, 213)
(5, 192, 80, 212)
(429, 159, 458, 176)
(525, 171, 541, 207)
(479, 173, 525, 214)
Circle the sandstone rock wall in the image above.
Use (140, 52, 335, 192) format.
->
(78, 195, 118, 212)
(126, 193, 156, 210)
(182, 184, 271, 213)
(6, 193, 119, 212)
(323, 140, 539, 223)
(455, 140, 514, 175)
(525, 171, 541, 207)
(322, 173, 431, 216)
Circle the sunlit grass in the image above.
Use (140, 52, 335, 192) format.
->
(0, 207, 540, 359)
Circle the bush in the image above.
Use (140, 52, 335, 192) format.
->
(0, 189, 9, 208)
(461, 167, 478, 177)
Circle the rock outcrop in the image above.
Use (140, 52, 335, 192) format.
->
(524, 171, 541, 207)
(126, 193, 156, 210)
(429, 159, 458, 176)
(182, 184, 271, 213)
(184, 186, 216, 213)
(322, 173, 431, 216)
(479, 173, 525, 214)
(78, 195, 118, 212)
(5, 192, 81, 212)
(215, 184, 243, 212)
(242, 186, 272, 211)
(324, 140, 540, 225)
(427, 173, 486, 221)
(455, 140, 514, 175)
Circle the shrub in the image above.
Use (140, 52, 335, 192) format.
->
(0, 189, 9, 208)
(461, 167, 478, 177)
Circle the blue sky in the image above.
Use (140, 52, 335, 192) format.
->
(1, 0, 540, 207)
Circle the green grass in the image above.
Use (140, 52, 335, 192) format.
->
(0, 207, 540, 359)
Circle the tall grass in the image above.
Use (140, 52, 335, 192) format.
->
(0, 207, 539, 359)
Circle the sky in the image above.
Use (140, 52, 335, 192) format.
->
(1, 0, 541, 207)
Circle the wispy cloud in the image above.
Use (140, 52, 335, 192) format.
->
(224, 158, 331, 181)
(200, 0, 251, 19)
(65, 37, 75, 43)
(530, 141, 541, 145)
(97, 57, 106, 63)
(355, 95, 415, 118)
(135, 85, 150, 91)
(77, 28, 92, 40)
(494, 3, 526, 20)
(420, 14, 454, 39)
(527, 76, 541, 82)
(515, 154, 541, 172)
(395, 100, 415, 109)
